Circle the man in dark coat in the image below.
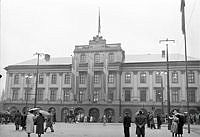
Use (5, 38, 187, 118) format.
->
(14, 110, 21, 130)
(176, 113, 185, 137)
(135, 110, 147, 137)
(35, 113, 45, 137)
(21, 111, 27, 130)
(157, 114, 162, 129)
(44, 111, 54, 132)
(123, 112, 132, 137)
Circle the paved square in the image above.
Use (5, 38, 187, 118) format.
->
(0, 123, 199, 137)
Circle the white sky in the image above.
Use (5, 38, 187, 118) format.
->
(0, 0, 200, 96)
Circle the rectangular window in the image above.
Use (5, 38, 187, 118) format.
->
(93, 90, 99, 103)
(140, 73, 146, 83)
(37, 88, 44, 101)
(188, 89, 196, 103)
(78, 90, 84, 103)
(155, 89, 162, 102)
(172, 72, 178, 83)
(80, 54, 86, 63)
(188, 72, 195, 83)
(94, 73, 100, 84)
(125, 89, 131, 102)
(63, 89, 70, 101)
(171, 89, 179, 103)
(51, 74, 57, 84)
(79, 73, 85, 84)
(108, 89, 114, 102)
(94, 54, 100, 63)
(39, 74, 44, 84)
(140, 89, 146, 102)
(12, 89, 19, 101)
(125, 73, 131, 83)
(50, 89, 57, 101)
(24, 88, 31, 101)
(108, 73, 114, 83)
(14, 74, 19, 84)
(109, 53, 114, 63)
(155, 73, 162, 83)
(64, 73, 71, 84)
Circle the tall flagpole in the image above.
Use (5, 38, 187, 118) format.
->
(98, 8, 101, 36)
(180, 0, 190, 133)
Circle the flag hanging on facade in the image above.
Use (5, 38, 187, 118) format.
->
(180, 0, 185, 34)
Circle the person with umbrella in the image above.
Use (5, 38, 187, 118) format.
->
(35, 113, 45, 137)
(44, 110, 54, 132)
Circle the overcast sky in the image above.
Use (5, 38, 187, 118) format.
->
(0, 0, 200, 96)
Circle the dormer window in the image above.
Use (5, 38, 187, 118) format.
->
(108, 53, 114, 63)
(94, 53, 100, 63)
(80, 54, 86, 63)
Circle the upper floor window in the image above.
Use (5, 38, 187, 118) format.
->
(188, 88, 196, 103)
(39, 74, 44, 84)
(108, 53, 114, 63)
(24, 88, 31, 101)
(188, 71, 195, 83)
(124, 89, 131, 102)
(172, 72, 178, 83)
(140, 89, 146, 102)
(51, 74, 57, 84)
(50, 88, 57, 101)
(37, 88, 44, 101)
(155, 89, 162, 102)
(155, 73, 162, 83)
(108, 73, 114, 84)
(108, 89, 114, 102)
(12, 88, 19, 101)
(94, 72, 100, 84)
(125, 73, 131, 83)
(94, 53, 100, 63)
(14, 74, 19, 84)
(171, 88, 179, 103)
(140, 72, 147, 83)
(79, 73, 85, 84)
(93, 90, 99, 103)
(80, 54, 86, 63)
(78, 89, 84, 103)
(63, 88, 70, 102)
(64, 73, 71, 84)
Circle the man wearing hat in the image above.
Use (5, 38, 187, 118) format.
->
(123, 112, 132, 137)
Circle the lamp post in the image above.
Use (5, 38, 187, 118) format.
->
(159, 38, 175, 130)
(33, 52, 50, 108)
(25, 74, 32, 112)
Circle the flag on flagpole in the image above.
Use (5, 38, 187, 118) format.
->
(180, 0, 185, 35)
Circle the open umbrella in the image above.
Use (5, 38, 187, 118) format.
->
(39, 110, 50, 116)
(29, 108, 40, 112)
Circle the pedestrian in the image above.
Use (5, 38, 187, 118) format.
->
(14, 110, 21, 130)
(21, 111, 27, 130)
(156, 114, 162, 129)
(149, 112, 156, 129)
(44, 111, 54, 132)
(135, 110, 146, 137)
(170, 110, 179, 137)
(123, 112, 131, 137)
(35, 113, 45, 137)
(26, 110, 36, 137)
(103, 114, 107, 126)
(176, 112, 185, 137)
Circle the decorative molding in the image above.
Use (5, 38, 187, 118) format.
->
(59, 72, 63, 76)
(21, 73, 25, 76)
(9, 73, 13, 77)
(149, 71, 153, 75)
(46, 72, 50, 76)
(181, 70, 185, 74)
(133, 71, 138, 75)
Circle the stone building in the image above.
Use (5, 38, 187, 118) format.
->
(2, 35, 200, 122)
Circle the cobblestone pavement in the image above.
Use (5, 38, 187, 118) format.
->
(0, 123, 199, 137)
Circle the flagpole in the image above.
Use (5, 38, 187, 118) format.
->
(180, 0, 190, 133)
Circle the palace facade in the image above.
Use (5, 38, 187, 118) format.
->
(2, 35, 200, 122)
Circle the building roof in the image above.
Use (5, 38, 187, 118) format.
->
(14, 54, 199, 66)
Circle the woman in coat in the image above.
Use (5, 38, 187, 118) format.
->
(26, 111, 35, 137)
(35, 113, 45, 137)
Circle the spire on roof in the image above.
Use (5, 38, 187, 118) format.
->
(98, 8, 101, 36)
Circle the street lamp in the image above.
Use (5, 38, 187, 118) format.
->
(25, 74, 32, 112)
(159, 38, 175, 130)
(34, 52, 50, 108)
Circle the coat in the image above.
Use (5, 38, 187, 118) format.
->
(135, 114, 146, 136)
(123, 115, 131, 127)
(14, 111, 21, 125)
(35, 114, 45, 134)
(26, 113, 35, 133)
(46, 115, 53, 127)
